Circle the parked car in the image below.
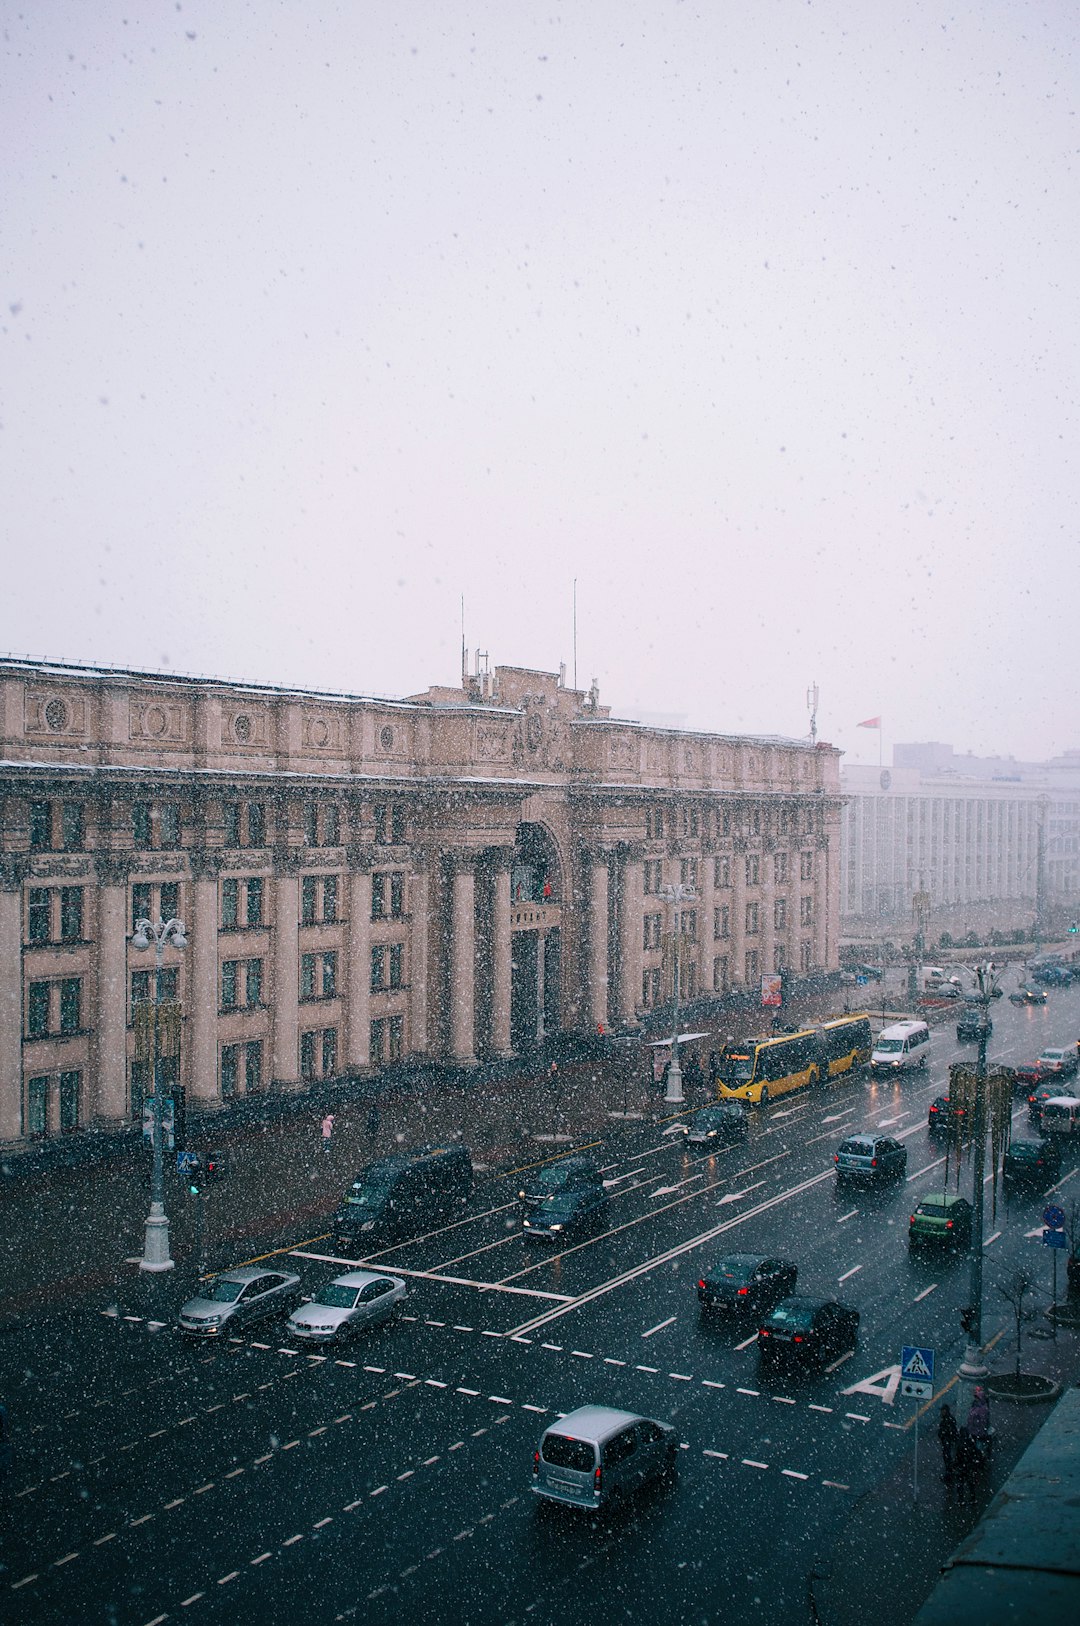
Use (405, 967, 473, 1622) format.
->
(178, 1266, 302, 1337)
(286, 1270, 406, 1343)
(1002, 1137, 1062, 1191)
(1028, 1082, 1079, 1126)
(1009, 987, 1047, 1006)
(908, 1194, 973, 1251)
(532, 1406, 677, 1513)
(927, 1095, 966, 1134)
(956, 1008, 991, 1043)
(834, 1134, 908, 1186)
(854, 964, 885, 981)
(697, 1254, 797, 1316)
(685, 1103, 748, 1149)
(1036, 1047, 1079, 1079)
(757, 1296, 860, 1371)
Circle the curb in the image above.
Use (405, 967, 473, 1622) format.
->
(984, 1373, 1062, 1404)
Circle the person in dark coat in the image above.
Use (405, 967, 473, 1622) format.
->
(937, 1402, 959, 1489)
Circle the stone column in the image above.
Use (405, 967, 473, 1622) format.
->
(815, 832, 831, 969)
(0, 857, 28, 1141)
(587, 848, 610, 1031)
(188, 850, 222, 1104)
(272, 849, 301, 1086)
(448, 851, 477, 1065)
(488, 848, 513, 1057)
(617, 844, 643, 1026)
(731, 838, 747, 986)
(92, 854, 132, 1124)
(696, 843, 713, 999)
(761, 844, 776, 978)
(536, 930, 547, 1041)
(409, 851, 431, 1057)
(345, 845, 372, 1073)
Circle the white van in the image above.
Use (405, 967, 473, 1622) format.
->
(1042, 1097, 1080, 1137)
(871, 1020, 931, 1074)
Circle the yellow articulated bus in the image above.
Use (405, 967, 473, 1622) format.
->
(715, 1015, 873, 1106)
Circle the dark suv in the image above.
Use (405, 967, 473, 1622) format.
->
(834, 1135, 907, 1186)
(956, 1008, 991, 1044)
(520, 1154, 608, 1240)
(1003, 1137, 1062, 1191)
(697, 1254, 797, 1317)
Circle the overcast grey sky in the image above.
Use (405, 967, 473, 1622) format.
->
(2, 1, 1077, 765)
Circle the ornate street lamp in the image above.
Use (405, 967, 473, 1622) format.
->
(659, 882, 697, 1106)
(957, 961, 1006, 1379)
(131, 915, 187, 1272)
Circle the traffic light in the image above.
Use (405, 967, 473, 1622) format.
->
(1070, 923, 1078, 935)
(204, 1149, 228, 1181)
(188, 1171, 203, 1198)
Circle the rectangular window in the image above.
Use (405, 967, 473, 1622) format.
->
(800, 896, 813, 926)
(746, 902, 759, 935)
(245, 1040, 262, 1091)
(222, 961, 238, 1009)
(683, 909, 698, 943)
(301, 952, 316, 999)
(713, 955, 729, 993)
(221, 1043, 239, 1099)
(222, 877, 239, 928)
(390, 872, 405, 917)
(223, 803, 241, 848)
(374, 804, 388, 845)
(28, 887, 50, 945)
(324, 805, 340, 846)
(132, 802, 152, 847)
(745, 950, 760, 983)
(322, 1027, 337, 1077)
(322, 951, 338, 997)
(683, 962, 698, 1000)
(745, 855, 759, 886)
(642, 966, 661, 1007)
(371, 873, 386, 919)
(29, 981, 50, 1038)
(774, 852, 788, 884)
(774, 898, 787, 931)
(30, 800, 51, 851)
(61, 803, 84, 851)
(800, 940, 812, 971)
(714, 904, 730, 940)
(245, 959, 262, 1007)
(371, 945, 385, 991)
(301, 874, 317, 925)
(643, 913, 661, 951)
(800, 850, 813, 882)
(689, 808, 699, 836)
(160, 803, 181, 848)
(27, 1075, 48, 1136)
(300, 1030, 317, 1080)
(643, 859, 662, 895)
(59, 977, 81, 1034)
(323, 874, 338, 923)
(391, 805, 406, 844)
(160, 881, 180, 922)
(388, 1013, 404, 1059)
(158, 967, 178, 1001)
(714, 856, 730, 888)
(304, 802, 319, 845)
(247, 803, 265, 847)
(388, 944, 403, 989)
(773, 945, 786, 974)
(680, 858, 698, 889)
(130, 970, 152, 1013)
(370, 1017, 386, 1063)
(246, 877, 263, 927)
(132, 882, 153, 932)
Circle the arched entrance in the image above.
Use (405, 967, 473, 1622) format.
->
(510, 823, 561, 1051)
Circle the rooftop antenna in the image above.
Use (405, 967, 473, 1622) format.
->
(573, 579, 578, 691)
(806, 681, 819, 745)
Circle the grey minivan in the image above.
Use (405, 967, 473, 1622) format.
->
(532, 1405, 677, 1513)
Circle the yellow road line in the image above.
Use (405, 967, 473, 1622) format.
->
(905, 1327, 1007, 1429)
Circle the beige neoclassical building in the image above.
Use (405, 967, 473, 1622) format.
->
(0, 655, 841, 1144)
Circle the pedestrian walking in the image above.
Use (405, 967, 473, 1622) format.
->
(320, 1112, 336, 1152)
(937, 1401, 959, 1490)
(966, 1384, 991, 1444)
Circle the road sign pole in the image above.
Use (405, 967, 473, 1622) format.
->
(913, 1402, 919, 1504)
(1052, 1247, 1058, 1340)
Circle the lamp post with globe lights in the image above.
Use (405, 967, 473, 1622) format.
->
(958, 960, 1004, 1379)
(659, 881, 697, 1106)
(131, 914, 187, 1273)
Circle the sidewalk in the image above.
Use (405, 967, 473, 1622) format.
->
(810, 1331, 1079, 1626)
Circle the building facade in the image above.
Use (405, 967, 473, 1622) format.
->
(840, 743, 1080, 939)
(0, 656, 841, 1145)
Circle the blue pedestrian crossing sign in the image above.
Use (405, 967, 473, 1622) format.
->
(900, 1345, 935, 1398)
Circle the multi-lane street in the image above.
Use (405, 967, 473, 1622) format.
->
(4, 981, 1078, 1625)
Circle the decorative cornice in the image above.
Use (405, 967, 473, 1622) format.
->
(188, 848, 226, 881)
(271, 845, 306, 877)
(481, 844, 516, 872)
(445, 848, 481, 874)
(345, 842, 375, 874)
(93, 852, 136, 887)
(0, 854, 31, 892)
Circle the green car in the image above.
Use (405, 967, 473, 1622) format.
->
(908, 1193, 973, 1251)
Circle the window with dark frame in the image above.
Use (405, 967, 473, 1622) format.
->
(222, 877, 239, 928)
(371, 873, 386, 919)
(388, 1013, 403, 1059)
(246, 877, 263, 927)
(322, 1027, 337, 1076)
(304, 802, 319, 845)
(28, 888, 49, 945)
(371, 945, 385, 991)
(59, 977, 81, 1034)
(160, 803, 181, 848)
(301, 874, 317, 924)
(323, 951, 338, 997)
(221, 1044, 239, 1099)
(132, 882, 152, 932)
(132, 802, 152, 847)
(160, 881, 180, 922)
(323, 874, 338, 922)
(61, 803, 84, 851)
(223, 803, 241, 847)
(324, 805, 340, 846)
(28, 981, 50, 1038)
(247, 803, 266, 847)
(390, 872, 404, 917)
(222, 961, 238, 1009)
(30, 800, 51, 851)
(245, 1040, 262, 1091)
(245, 959, 262, 1006)
(388, 943, 403, 989)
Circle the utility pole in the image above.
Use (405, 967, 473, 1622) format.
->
(958, 962, 1000, 1379)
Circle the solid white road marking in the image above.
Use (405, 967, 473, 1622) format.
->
(734, 1333, 759, 1351)
(837, 1209, 858, 1223)
(914, 1284, 938, 1302)
(985, 1230, 1002, 1246)
(642, 1316, 676, 1338)
(838, 1265, 862, 1283)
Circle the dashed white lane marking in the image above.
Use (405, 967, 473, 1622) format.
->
(165, 1497, 186, 1509)
(845, 1412, 871, 1423)
(825, 1351, 855, 1373)
(93, 1533, 116, 1546)
(283, 1533, 304, 1545)
(130, 1513, 155, 1526)
(836, 1209, 858, 1222)
(822, 1480, 851, 1490)
(838, 1265, 862, 1283)
(571, 1350, 594, 1359)
(703, 1380, 725, 1390)
(218, 1571, 240, 1585)
(11, 1575, 39, 1590)
(734, 1332, 759, 1351)
(458, 1387, 480, 1396)
(636, 1364, 659, 1374)
(604, 1357, 626, 1366)
(642, 1316, 676, 1338)
(782, 1469, 809, 1479)
(703, 1449, 728, 1459)
(314, 1517, 333, 1528)
(541, 1342, 562, 1351)
(914, 1283, 938, 1302)
(424, 1455, 441, 1465)
(523, 1405, 547, 1414)
(772, 1396, 796, 1406)
(53, 1552, 79, 1567)
(737, 1388, 760, 1398)
(181, 1591, 204, 1605)
(985, 1230, 1003, 1246)
(251, 1553, 272, 1565)
(742, 1459, 768, 1469)
(809, 1404, 833, 1414)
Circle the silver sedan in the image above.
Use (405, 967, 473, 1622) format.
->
(178, 1266, 302, 1337)
(287, 1270, 407, 1343)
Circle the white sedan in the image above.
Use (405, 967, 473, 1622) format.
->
(286, 1270, 406, 1343)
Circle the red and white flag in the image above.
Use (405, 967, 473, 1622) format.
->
(857, 716, 881, 729)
